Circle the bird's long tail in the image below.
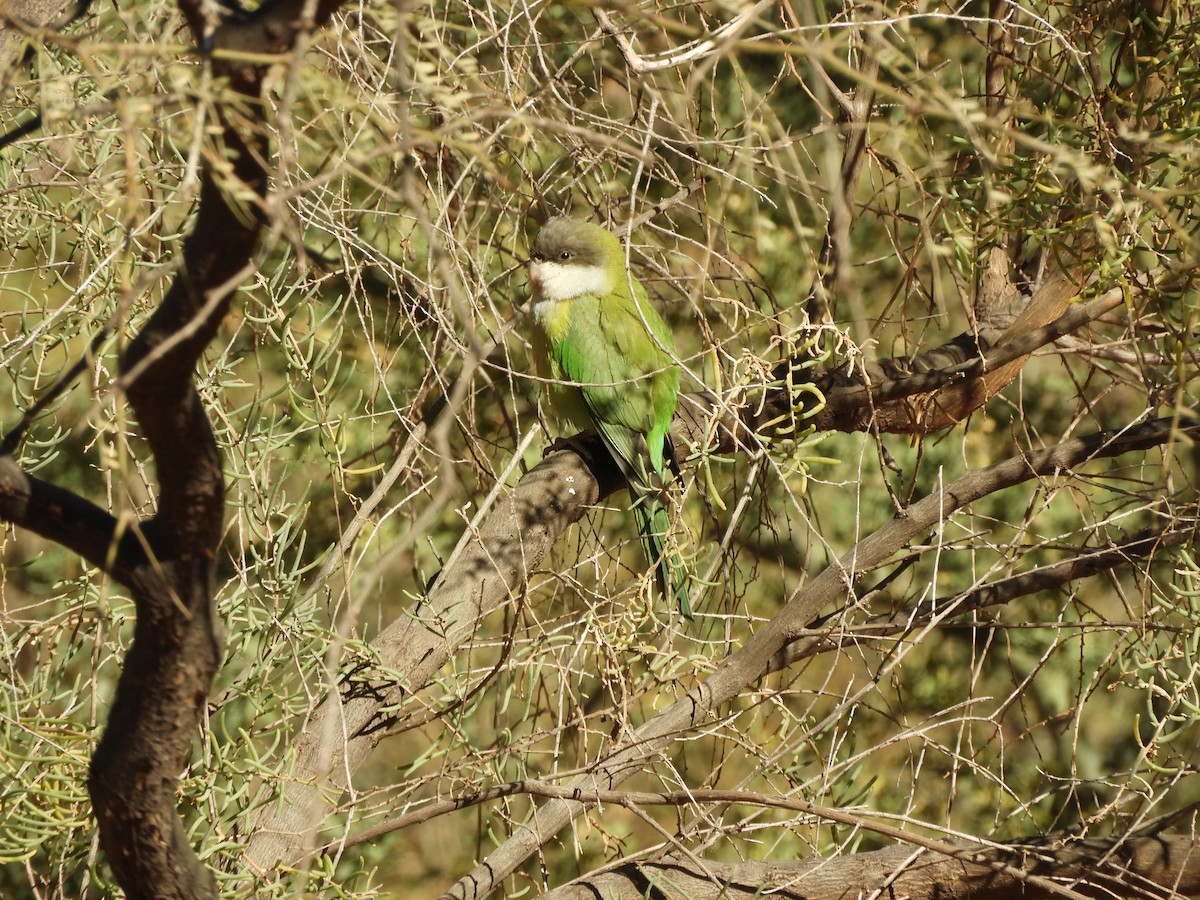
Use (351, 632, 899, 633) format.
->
(633, 493, 692, 619)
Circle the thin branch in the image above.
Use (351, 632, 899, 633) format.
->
(594, 2, 771, 75)
(768, 519, 1198, 674)
(805, 6, 880, 327)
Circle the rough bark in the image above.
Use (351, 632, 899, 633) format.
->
(784, 271, 1092, 436)
(540, 834, 1200, 900)
(2, 0, 1188, 896)
(242, 445, 624, 874)
(82, 49, 266, 897)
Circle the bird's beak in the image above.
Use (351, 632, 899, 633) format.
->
(527, 261, 542, 292)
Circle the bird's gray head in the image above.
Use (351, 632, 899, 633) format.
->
(528, 218, 623, 303)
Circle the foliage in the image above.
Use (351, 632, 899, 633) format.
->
(0, 0, 1197, 896)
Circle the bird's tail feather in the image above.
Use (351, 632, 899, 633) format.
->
(633, 496, 692, 619)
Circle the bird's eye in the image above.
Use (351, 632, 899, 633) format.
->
(559, 251, 571, 260)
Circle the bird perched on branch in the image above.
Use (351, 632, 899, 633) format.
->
(526, 217, 691, 618)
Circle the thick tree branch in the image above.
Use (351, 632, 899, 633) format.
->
(541, 833, 1200, 900)
(0, 456, 149, 581)
(780, 272, 1092, 437)
(668, 269, 1139, 451)
(0, 0, 79, 74)
(242, 445, 619, 874)
(240, 224, 1174, 885)
(329, 520, 1197, 864)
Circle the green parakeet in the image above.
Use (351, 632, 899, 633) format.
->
(526, 217, 691, 618)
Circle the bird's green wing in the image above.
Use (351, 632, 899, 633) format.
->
(551, 292, 690, 616)
(556, 295, 678, 457)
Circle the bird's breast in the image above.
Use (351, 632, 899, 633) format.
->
(531, 298, 573, 343)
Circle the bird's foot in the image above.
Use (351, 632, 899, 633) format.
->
(543, 432, 599, 461)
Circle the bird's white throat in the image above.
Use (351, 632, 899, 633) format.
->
(529, 260, 612, 304)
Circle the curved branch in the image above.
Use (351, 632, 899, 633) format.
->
(0, 3, 345, 876)
(86, 63, 264, 900)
